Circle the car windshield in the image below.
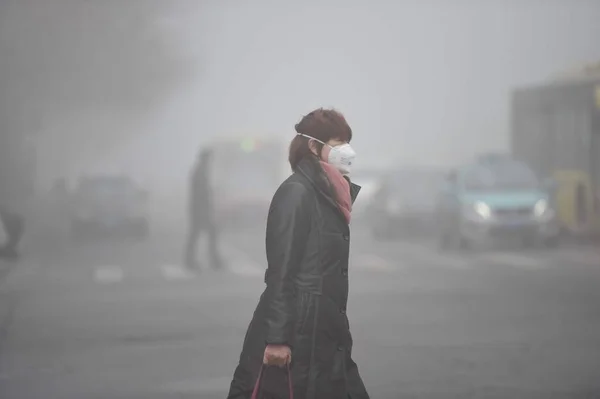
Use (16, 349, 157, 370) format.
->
(463, 161, 540, 191)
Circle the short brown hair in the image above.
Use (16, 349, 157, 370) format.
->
(288, 108, 353, 171)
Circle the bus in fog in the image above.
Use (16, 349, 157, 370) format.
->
(209, 136, 288, 229)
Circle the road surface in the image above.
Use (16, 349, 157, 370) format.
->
(0, 223, 599, 398)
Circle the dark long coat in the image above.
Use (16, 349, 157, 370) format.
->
(226, 158, 370, 399)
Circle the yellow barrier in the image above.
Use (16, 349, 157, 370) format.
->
(552, 170, 599, 237)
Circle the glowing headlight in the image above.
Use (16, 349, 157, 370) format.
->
(474, 201, 491, 219)
(534, 199, 551, 218)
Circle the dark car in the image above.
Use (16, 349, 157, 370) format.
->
(70, 175, 150, 239)
(367, 168, 444, 240)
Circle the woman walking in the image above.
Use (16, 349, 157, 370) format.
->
(226, 108, 370, 399)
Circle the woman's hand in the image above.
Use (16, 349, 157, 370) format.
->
(263, 344, 291, 367)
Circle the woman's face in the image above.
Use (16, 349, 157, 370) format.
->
(310, 138, 346, 162)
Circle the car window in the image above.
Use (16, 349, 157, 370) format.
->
(463, 161, 539, 191)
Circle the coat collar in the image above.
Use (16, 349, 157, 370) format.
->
(346, 176, 362, 205)
(296, 158, 361, 224)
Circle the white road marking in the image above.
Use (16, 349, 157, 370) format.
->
(93, 266, 124, 283)
(480, 252, 546, 270)
(160, 264, 196, 281)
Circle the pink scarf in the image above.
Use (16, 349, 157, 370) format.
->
(319, 161, 352, 224)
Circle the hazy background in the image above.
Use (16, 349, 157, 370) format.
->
(151, 0, 600, 186)
(3, 0, 600, 208)
(2, 2, 600, 398)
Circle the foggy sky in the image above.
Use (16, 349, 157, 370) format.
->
(69, 1, 600, 190)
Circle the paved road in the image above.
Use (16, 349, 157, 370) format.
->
(0, 224, 599, 398)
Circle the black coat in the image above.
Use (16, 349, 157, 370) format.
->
(227, 158, 370, 399)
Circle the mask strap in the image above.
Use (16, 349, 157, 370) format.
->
(297, 133, 326, 146)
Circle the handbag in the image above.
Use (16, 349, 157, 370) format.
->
(251, 364, 293, 399)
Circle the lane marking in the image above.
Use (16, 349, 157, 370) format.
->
(93, 266, 124, 283)
(160, 264, 196, 281)
(479, 252, 546, 270)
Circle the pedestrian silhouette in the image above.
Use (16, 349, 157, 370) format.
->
(184, 147, 224, 270)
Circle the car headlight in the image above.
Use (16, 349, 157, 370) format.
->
(473, 201, 491, 219)
(534, 199, 554, 219)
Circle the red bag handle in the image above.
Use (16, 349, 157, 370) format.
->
(251, 364, 293, 399)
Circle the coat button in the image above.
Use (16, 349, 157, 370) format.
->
(342, 234, 349, 241)
(337, 346, 344, 351)
(340, 308, 346, 315)
(341, 269, 348, 276)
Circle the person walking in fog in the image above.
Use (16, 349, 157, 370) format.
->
(226, 108, 370, 399)
(184, 147, 224, 271)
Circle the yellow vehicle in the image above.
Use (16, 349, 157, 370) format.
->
(511, 63, 600, 240)
(552, 170, 600, 238)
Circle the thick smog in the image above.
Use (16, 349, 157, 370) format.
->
(1, 2, 600, 399)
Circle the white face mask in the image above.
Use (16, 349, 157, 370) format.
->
(297, 133, 356, 175)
